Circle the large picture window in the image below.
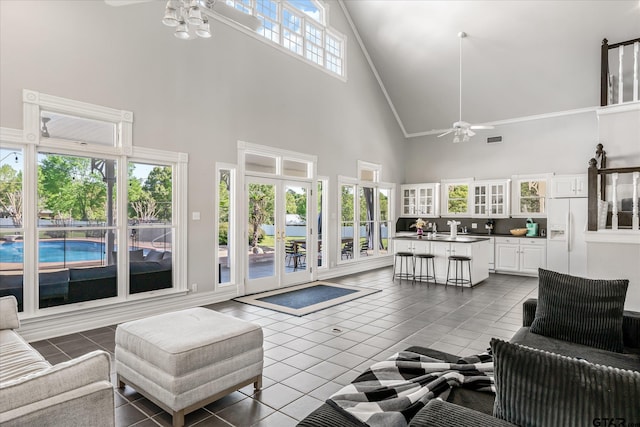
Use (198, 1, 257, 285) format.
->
(127, 162, 173, 295)
(338, 176, 393, 262)
(36, 152, 118, 308)
(0, 90, 186, 316)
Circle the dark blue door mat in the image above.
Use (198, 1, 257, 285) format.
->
(234, 281, 380, 316)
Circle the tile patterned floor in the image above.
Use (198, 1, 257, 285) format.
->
(30, 268, 538, 427)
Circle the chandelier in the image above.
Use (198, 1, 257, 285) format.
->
(162, 0, 212, 39)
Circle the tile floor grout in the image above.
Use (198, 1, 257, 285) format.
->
(30, 268, 538, 427)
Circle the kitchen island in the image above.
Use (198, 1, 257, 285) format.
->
(392, 234, 491, 286)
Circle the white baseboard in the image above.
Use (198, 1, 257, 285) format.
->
(18, 289, 238, 342)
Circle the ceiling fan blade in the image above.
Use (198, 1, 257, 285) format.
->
(437, 129, 454, 138)
(210, 2, 262, 31)
(104, 0, 152, 6)
(470, 124, 495, 130)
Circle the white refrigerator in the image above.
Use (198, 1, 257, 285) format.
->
(546, 197, 588, 276)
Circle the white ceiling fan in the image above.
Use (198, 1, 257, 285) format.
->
(105, 0, 262, 39)
(438, 32, 494, 143)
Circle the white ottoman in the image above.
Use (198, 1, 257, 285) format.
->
(115, 307, 263, 427)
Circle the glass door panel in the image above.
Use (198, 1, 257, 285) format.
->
(245, 178, 312, 293)
(246, 180, 277, 291)
(282, 182, 311, 286)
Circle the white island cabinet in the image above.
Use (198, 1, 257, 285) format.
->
(392, 236, 490, 286)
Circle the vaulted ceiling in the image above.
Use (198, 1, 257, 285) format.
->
(342, 1, 640, 138)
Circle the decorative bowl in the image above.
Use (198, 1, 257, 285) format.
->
(510, 228, 528, 236)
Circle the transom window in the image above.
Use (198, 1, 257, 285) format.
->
(227, 0, 345, 77)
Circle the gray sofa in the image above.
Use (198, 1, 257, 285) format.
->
(298, 269, 640, 427)
(0, 296, 115, 426)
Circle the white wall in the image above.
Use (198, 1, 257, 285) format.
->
(0, 1, 405, 294)
(587, 242, 640, 311)
(403, 111, 602, 183)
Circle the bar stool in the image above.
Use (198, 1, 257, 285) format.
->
(446, 255, 472, 291)
(393, 252, 414, 282)
(413, 253, 436, 286)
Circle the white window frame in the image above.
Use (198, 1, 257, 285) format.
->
(441, 178, 473, 216)
(316, 176, 329, 270)
(3, 90, 188, 318)
(215, 163, 236, 287)
(511, 173, 552, 218)
(226, 0, 346, 80)
(337, 175, 394, 264)
(357, 160, 381, 183)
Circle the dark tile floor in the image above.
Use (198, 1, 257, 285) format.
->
(29, 268, 538, 427)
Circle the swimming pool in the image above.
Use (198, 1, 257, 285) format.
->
(0, 240, 105, 263)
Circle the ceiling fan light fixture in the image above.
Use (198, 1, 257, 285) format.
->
(162, 2, 180, 27)
(187, 5, 204, 25)
(174, 20, 190, 39)
(195, 18, 211, 38)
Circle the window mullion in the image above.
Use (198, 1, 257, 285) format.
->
(22, 144, 38, 314)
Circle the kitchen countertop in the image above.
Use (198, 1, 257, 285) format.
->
(395, 232, 546, 240)
(392, 234, 490, 243)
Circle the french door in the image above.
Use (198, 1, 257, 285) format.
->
(245, 176, 312, 294)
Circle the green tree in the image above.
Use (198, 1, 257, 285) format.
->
(143, 166, 172, 221)
(218, 172, 230, 245)
(248, 184, 274, 248)
(0, 164, 22, 226)
(447, 184, 468, 213)
(38, 155, 106, 222)
(340, 185, 354, 222)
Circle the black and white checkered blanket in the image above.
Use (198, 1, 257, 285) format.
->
(328, 350, 494, 427)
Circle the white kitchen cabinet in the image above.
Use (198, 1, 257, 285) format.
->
(495, 237, 546, 275)
(400, 183, 439, 217)
(520, 240, 547, 274)
(472, 180, 510, 218)
(495, 239, 520, 271)
(550, 174, 587, 198)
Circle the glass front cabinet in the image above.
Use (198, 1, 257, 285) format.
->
(472, 180, 510, 218)
(400, 183, 440, 217)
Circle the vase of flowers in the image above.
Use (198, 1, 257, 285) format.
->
(410, 218, 427, 238)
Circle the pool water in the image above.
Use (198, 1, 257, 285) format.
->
(0, 240, 105, 263)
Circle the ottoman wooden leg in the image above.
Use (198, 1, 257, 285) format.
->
(254, 375, 262, 391)
(172, 410, 185, 427)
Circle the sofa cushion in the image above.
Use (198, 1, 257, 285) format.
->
(69, 265, 117, 281)
(530, 268, 628, 352)
(0, 296, 20, 330)
(129, 249, 144, 261)
(0, 330, 51, 384)
(511, 327, 640, 372)
(491, 338, 640, 426)
(143, 250, 164, 261)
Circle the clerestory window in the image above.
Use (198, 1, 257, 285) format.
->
(226, 0, 345, 78)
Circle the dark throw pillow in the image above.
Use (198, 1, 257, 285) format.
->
(491, 339, 640, 426)
(530, 268, 628, 353)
